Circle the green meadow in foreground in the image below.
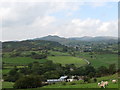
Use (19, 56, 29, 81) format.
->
(42, 74, 118, 88)
(2, 74, 118, 89)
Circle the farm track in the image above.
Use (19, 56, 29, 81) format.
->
(77, 56, 90, 65)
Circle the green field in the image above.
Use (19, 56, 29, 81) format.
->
(2, 82, 14, 88)
(42, 74, 118, 88)
(77, 52, 118, 68)
(2, 69, 11, 75)
(47, 56, 87, 67)
(3, 57, 48, 65)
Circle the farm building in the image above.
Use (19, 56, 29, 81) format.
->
(47, 76, 68, 83)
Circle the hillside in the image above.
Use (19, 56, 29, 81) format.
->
(33, 35, 118, 43)
(2, 40, 65, 52)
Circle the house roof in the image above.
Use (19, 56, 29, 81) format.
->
(59, 76, 68, 79)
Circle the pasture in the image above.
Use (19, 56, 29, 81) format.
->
(2, 74, 118, 89)
(42, 74, 118, 88)
(2, 75, 118, 89)
(77, 52, 118, 68)
(47, 56, 87, 67)
(3, 57, 48, 65)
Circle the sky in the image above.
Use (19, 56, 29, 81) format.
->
(0, 0, 118, 41)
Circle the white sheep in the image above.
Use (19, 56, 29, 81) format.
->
(98, 81, 108, 88)
(112, 80, 117, 83)
(104, 81, 108, 86)
(99, 82, 106, 88)
(98, 82, 101, 86)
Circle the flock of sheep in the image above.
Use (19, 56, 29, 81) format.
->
(98, 80, 117, 88)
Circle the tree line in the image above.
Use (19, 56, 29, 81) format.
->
(3, 61, 118, 89)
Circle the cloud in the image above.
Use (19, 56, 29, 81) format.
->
(2, 17, 117, 41)
(54, 18, 117, 37)
(1, 1, 118, 41)
(32, 16, 56, 27)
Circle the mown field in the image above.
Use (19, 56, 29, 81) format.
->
(2, 74, 119, 89)
(48, 56, 87, 67)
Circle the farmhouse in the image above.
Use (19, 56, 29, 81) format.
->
(47, 76, 68, 83)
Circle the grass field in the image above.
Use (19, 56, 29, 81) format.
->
(3, 57, 48, 65)
(77, 52, 118, 68)
(42, 74, 118, 88)
(2, 82, 14, 88)
(2, 69, 11, 75)
(47, 56, 87, 67)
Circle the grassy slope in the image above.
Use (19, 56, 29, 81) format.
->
(47, 56, 87, 67)
(42, 74, 118, 88)
(77, 52, 118, 68)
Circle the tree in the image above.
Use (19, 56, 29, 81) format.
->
(84, 65, 96, 75)
(14, 75, 42, 89)
(108, 64, 116, 74)
(97, 66, 108, 76)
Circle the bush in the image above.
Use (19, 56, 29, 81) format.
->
(93, 78, 97, 82)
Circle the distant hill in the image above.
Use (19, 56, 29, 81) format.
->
(2, 40, 65, 52)
(34, 35, 67, 42)
(32, 35, 118, 45)
(69, 36, 118, 41)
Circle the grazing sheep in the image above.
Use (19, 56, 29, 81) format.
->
(99, 83, 106, 88)
(98, 81, 108, 88)
(98, 83, 101, 86)
(104, 81, 108, 86)
(112, 80, 117, 83)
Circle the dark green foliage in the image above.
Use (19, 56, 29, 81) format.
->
(93, 78, 97, 82)
(3, 40, 66, 52)
(84, 65, 96, 75)
(14, 75, 42, 89)
(83, 77, 90, 83)
(31, 53, 47, 59)
(97, 66, 109, 76)
(108, 64, 116, 74)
